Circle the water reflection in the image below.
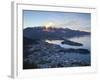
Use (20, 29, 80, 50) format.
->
(45, 35, 90, 50)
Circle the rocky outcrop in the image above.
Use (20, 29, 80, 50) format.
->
(23, 40, 90, 69)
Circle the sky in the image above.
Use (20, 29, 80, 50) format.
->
(23, 10, 91, 32)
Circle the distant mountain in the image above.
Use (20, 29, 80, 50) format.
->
(23, 26, 90, 40)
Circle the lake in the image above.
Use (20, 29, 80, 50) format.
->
(45, 35, 91, 50)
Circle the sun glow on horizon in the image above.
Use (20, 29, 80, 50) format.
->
(44, 22, 55, 28)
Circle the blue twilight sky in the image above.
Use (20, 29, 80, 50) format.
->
(23, 10, 91, 32)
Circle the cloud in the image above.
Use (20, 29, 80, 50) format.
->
(52, 19, 90, 32)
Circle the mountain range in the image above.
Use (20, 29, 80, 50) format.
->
(23, 26, 90, 40)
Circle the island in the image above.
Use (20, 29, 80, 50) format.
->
(61, 39, 83, 46)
